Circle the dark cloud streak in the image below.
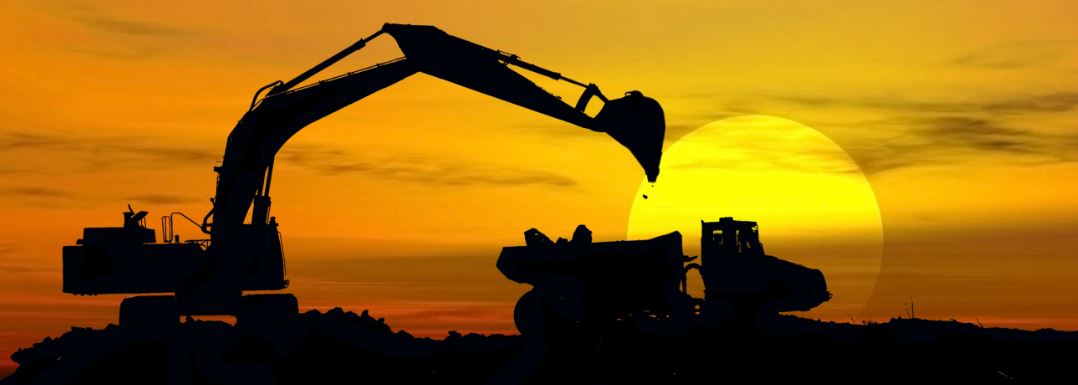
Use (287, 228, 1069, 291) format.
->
(77, 17, 194, 37)
(840, 115, 1078, 175)
(35, 1, 201, 60)
(279, 145, 577, 188)
(949, 41, 1072, 70)
(775, 92, 1078, 115)
(0, 130, 217, 172)
(0, 185, 199, 206)
(0, 186, 71, 199)
(40, 1, 197, 38)
(764, 90, 1078, 174)
(126, 194, 200, 205)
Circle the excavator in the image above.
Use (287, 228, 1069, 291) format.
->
(61, 23, 666, 329)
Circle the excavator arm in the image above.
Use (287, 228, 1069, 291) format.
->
(206, 23, 665, 238)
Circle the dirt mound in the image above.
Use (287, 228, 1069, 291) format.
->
(4, 310, 1078, 384)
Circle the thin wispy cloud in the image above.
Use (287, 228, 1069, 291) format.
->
(0, 130, 577, 202)
(753, 91, 1078, 175)
(33, 1, 201, 60)
(906, 116, 1042, 154)
(838, 116, 1078, 175)
(589, 86, 1078, 176)
(0, 130, 218, 172)
(950, 40, 1073, 70)
(663, 120, 865, 175)
(0, 263, 56, 275)
(40, 1, 198, 37)
(522, 113, 737, 146)
(980, 92, 1078, 114)
(0, 132, 65, 151)
(280, 145, 578, 188)
(0, 186, 71, 199)
(125, 193, 201, 205)
(76, 17, 194, 37)
(0, 243, 22, 256)
(0, 184, 200, 207)
(774, 92, 1078, 115)
(69, 47, 168, 60)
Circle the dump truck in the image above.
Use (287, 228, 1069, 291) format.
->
(497, 218, 832, 339)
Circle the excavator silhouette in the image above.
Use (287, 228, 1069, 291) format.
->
(61, 23, 666, 329)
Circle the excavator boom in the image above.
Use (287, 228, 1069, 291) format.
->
(213, 23, 663, 237)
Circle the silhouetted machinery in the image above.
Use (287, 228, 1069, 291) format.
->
(698, 218, 832, 323)
(497, 218, 831, 338)
(498, 225, 695, 336)
(61, 23, 666, 329)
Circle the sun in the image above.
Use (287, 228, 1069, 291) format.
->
(627, 115, 883, 319)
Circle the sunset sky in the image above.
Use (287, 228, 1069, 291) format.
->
(3, 0, 1078, 375)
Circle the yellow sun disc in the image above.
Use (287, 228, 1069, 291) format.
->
(627, 115, 883, 319)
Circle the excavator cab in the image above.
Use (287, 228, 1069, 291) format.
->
(595, 91, 665, 183)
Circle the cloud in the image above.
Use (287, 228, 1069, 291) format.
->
(837, 115, 1078, 175)
(32, 1, 201, 60)
(0, 130, 216, 205)
(604, 88, 1078, 176)
(126, 194, 201, 205)
(40, 1, 197, 37)
(0, 186, 71, 199)
(76, 17, 193, 38)
(905, 116, 1040, 153)
(0, 243, 21, 255)
(980, 92, 1078, 114)
(308, 159, 577, 187)
(102, 142, 218, 163)
(69, 48, 166, 61)
(0, 244, 51, 275)
(669, 153, 863, 175)
(664, 132, 866, 175)
(522, 113, 736, 146)
(662, 120, 732, 144)
(0, 130, 576, 199)
(0, 263, 56, 275)
(0, 132, 65, 151)
(279, 145, 577, 188)
(950, 41, 1072, 69)
(760, 91, 1078, 174)
(0, 185, 200, 207)
(0, 130, 217, 172)
(775, 92, 1078, 115)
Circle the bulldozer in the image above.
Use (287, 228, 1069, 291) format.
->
(61, 23, 666, 330)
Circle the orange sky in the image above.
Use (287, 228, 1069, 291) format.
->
(3, 0, 1078, 375)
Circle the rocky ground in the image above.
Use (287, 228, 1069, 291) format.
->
(3, 308, 1077, 384)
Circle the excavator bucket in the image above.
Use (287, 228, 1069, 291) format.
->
(595, 91, 665, 182)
